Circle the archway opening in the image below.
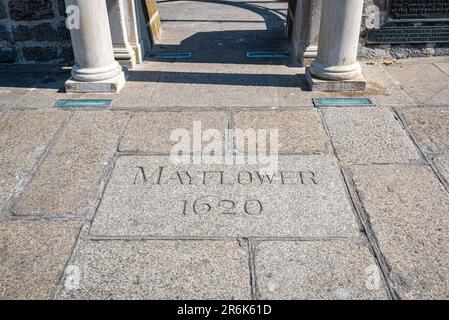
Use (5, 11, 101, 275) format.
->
(148, 0, 290, 64)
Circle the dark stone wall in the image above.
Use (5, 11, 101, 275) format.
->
(0, 0, 73, 64)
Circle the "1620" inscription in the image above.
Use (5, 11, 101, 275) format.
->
(181, 196, 263, 216)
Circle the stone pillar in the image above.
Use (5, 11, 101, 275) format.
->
(306, 0, 366, 91)
(107, 0, 137, 69)
(291, 0, 322, 67)
(65, 0, 126, 93)
(125, 0, 152, 64)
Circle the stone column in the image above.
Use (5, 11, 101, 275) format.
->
(107, 0, 137, 69)
(65, 0, 126, 93)
(306, 0, 366, 91)
(291, 0, 322, 67)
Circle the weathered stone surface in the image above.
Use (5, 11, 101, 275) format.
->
(13, 89, 82, 109)
(434, 154, 449, 186)
(0, 115, 67, 210)
(386, 63, 449, 103)
(401, 108, 449, 155)
(0, 25, 11, 42)
(0, 1, 7, 19)
(351, 164, 449, 299)
(142, 62, 282, 108)
(278, 64, 413, 108)
(0, 221, 81, 300)
(22, 46, 59, 63)
(233, 110, 328, 154)
(12, 111, 128, 216)
(14, 23, 58, 42)
(0, 50, 10, 67)
(90, 155, 358, 238)
(323, 108, 421, 164)
(0, 178, 15, 210)
(120, 111, 228, 153)
(9, 0, 55, 21)
(255, 240, 388, 300)
(57, 240, 251, 300)
(0, 111, 67, 178)
(0, 87, 30, 106)
(435, 63, 449, 77)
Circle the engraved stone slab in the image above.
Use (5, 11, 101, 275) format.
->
(90, 155, 358, 238)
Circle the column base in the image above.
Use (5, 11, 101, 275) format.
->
(114, 48, 137, 70)
(65, 71, 127, 93)
(116, 56, 136, 70)
(302, 46, 318, 67)
(306, 68, 367, 91)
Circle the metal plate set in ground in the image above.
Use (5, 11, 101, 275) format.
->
(55, 99, 112, 109)
(312, 98, 375, 108)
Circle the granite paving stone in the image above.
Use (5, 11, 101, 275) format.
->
(351, 164, 449, 299)
(12, 89, 83, 110)
(385, 63, 449, 104)
(401, 108, 449, 155)
(0, 221, 82, 300)
(120, 111, 228, 153)
(0, 88, 31, 106)
(90, 155, 359, 238)
(255, 240, 388, 300)
(323, 108, 421, 164)
(233, 110, 328, 154)
(0, 111, 68, 208)
(434, 154, 449, 186)
(11, 111, 128, 216)
(57, 240, 251, 300)
(277, 64, 413, 108)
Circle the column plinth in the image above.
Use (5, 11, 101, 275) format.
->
(306, 0, 366, 91)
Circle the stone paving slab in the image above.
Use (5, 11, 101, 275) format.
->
(148, 76, 280, 108)
(90, 155, 358, 238)
(12, 89, 83, 110)
(233, 110, 328, 154)
(350, 164, 449, 299)
(277, 64, 413, 108)
(0, 111, 68, 209)
(120, 111, 228, 153)
(323, 108, 421, 164)
(255, 240, 388, 300)
(0, 111, 68, 178)
(0, 221, 81, 300)
(385, 63, 449, 104)
(0, 179, 16, 211)
(401, 108, 449, 155)
(434, 154, 449, 186)
(11, 111, 128, 216)
(0, 88, 31, 106)
(57, 240, 251, 300)
(434, 63, 449, 77)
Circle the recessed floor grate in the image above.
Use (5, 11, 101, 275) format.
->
(246, 51, 289, 58)
(55, 99, 112, 109)
(149, 52, 192, 59)
(312, 98, 375, 108)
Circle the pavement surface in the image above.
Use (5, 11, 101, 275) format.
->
(1, 0, 449, 300)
